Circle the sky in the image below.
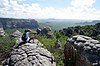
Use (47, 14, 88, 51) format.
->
(0, 0, 100, 20)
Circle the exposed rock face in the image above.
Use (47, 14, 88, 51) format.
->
(3, 39, 56, 66)
(11, 30, 22, 37)
(95, 23, 100, 28)
(64, 35, 100, 66)
(0, 18, 39, 29)
(60, 28, 73, 37)
(0, 27, 5, 36)
(36, 27, 51, 35)
(54, 39, 61, 49)
(47, 33, 54, 39)
(11, 30, 23, 44)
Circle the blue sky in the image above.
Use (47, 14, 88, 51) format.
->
(95, 0, 100, 9)
(19, 0, 100, 9)
(0, 0, 100, 20)
(21, 0, 71, 8)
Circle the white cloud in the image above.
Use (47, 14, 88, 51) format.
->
(0, 0, 100, 20)
(71, 0, 95, 8)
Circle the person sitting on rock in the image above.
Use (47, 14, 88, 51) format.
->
(22, 29, 31, 43)
(15, 29, 33, 48)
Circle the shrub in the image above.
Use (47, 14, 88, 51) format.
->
(36, 31, 67, 66)
(0, 36, 16, 64)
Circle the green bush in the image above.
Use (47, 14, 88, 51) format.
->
(0, 36, 16, 64)
(37, 31, 67, 66)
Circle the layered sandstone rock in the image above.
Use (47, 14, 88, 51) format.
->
(3, 39, 56, 66)
(64, 35, 100, 66)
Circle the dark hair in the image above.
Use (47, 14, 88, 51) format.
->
(24, 30, 27, 32)
(24, 29, 31, 32)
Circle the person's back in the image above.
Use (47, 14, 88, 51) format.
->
(15, 30, 31, 48)
(22, 30, 30, 43)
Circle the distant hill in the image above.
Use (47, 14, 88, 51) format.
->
(36, 19, 93, 30)
(0, 18, 39, 29)
(92, 20, 100, 23)
(76, 20, 100, 25)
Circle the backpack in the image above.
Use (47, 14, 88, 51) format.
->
(22, 33, 27, 41)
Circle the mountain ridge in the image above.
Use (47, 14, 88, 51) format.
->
(0, 18, 39, 29)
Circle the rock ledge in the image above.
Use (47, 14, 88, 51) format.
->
(3, 39, 56, 66)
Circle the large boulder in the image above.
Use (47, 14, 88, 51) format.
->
(64, 35, 100, 66)
(3, 39, 56, 66)
(11, 30, 23, 44)
(41, 27, 48, 35)
(11, 30, 22, 37)
(95, 23, 100, 28)
(60, 28, 73, 37)
(36, 27, 51, 35)
(0, 27, 5, 36)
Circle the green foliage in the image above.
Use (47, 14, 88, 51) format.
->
(84, 32, 91, 36)
(5, 28, 37, 35)
(37, 31, 67, 66)
(5, 28, 25, 34)
(54, 31, 61, 39)
(64, 25, 100, 39)
(0, 36, 16, 64)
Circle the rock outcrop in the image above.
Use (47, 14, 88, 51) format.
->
(0, 27, 5, 36)
(11, 30, 22, 37)
(95, 22, 100, 28)
(54, 39, 61, 49)
(64, 35, 100, 66)
(3, 39, 56, 66)
(36, 27, 51, 35)
(60, 28, 73, 37)
(11, 30, 23, 44)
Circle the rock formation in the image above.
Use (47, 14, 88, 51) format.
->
(47, 33, 54, 39)
(0, 18, 39, 29)
(36, 27, 51, 35)
(11, 30, 22, 37)
(64, 35, 100, 66)
(54, 39, 61, 49)
(3, 39, 56, 66)
(0, 27, 5, 36)
(60, 28, 73, 37)
(95, 22, 100, 28)
(11, 30, 23, 44)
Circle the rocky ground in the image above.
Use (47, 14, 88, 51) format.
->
(3, 39, 56, 66)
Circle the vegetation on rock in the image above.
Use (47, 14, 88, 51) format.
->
(60, 23, 100, 41)
(0, 35, 16, 64)
(36, 31, 67, 66)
